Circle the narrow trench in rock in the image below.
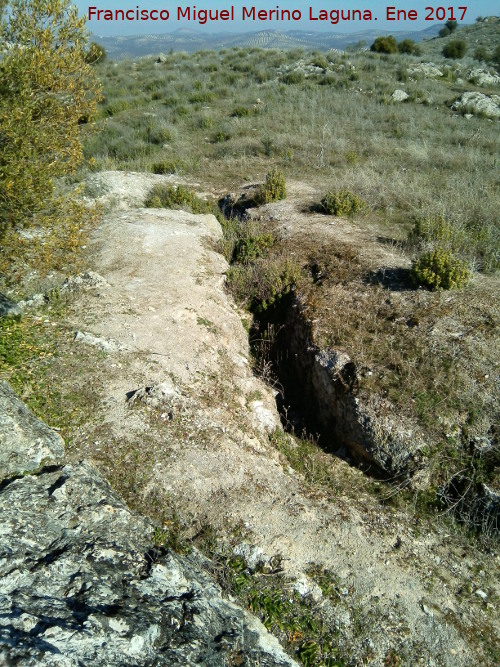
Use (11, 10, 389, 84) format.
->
(248, 294, 380, 474)
(219, 195, 389, 479)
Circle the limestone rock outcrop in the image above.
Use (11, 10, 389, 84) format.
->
(451, 92, 500, 119)
(0, 382, 297, 667)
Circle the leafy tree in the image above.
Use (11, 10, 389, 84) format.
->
(0, 0, 101, 271)
(398, 39, 422, 55)
(370, 36, 398, 54)
(442, 39, 467, 59)
(439, 19, 458, 37)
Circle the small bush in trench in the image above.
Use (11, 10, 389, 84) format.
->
(144, 184, 223, 223)
(320, 189, 366, 217)
(227, 257, 302, 312)
(257, 168, 287, 205)
(232, 232, 274, 263)
(411, 248, 471, 290)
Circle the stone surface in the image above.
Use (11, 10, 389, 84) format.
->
(0, 382, 297, 666)
(392, 89, 409, 102)
(62, 271, 110, 292)
(408, 62, 443, 79)
(466, 68, 500, 87)
(451, 92, 500, 119)
(0, 381, 64, 480)
(0, 293, 22, 318)
(74, 330, 128, 352)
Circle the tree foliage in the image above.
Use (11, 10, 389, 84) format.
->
(0, 0, 101, 263)
(439, 19, 458, 37)
(398, 39, 422, 56)
(370, 36, 398, 54)
(442, 39, 467, 59)
(85, 41, 106, 65)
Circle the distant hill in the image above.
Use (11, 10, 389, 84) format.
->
(93, 25, 443, 59)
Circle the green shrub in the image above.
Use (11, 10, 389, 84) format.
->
(188, 91, 215, 104)
(439, 20, 458, 37)
(311, 54, 328, 69)
(257, 169, 287, 204)
(320, 189, 366, 216)
(212, 130, 231, 143)
(231, 105, 253, 117)
(85, 41, 106, 65)
(282, 70, 305, 84)
(0, 0, 101, 271)
(151, 160, 184, 175)
(370, 36, 398, 54)
(398, 39, 422, 55)
(145, 124, 173, 144)
(227, 257, 302, 312)
(411, 248, 470, 290)
(411, 214, 460, 250)
(442, 39, 467, 59)
(233, 232, 274, 263)
(493, 44, 500, 69)
(144, 184, 222, 222)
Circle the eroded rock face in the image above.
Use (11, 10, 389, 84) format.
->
(276, 299, 424, 477)
(451, 92, 500, 119)
(0, 381, 64, 478)
(0, 294, 22, 318)
(0, 383, 297, 667)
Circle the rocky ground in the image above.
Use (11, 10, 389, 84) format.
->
(0, 381, 297, 667)
(2, 171, 499, 666)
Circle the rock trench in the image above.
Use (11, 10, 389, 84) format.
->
(254, 295, 426, 478)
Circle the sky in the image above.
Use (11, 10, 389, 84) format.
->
(75, 1, 497, 36)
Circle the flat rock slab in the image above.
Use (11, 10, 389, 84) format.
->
(0, 381, 64, 480)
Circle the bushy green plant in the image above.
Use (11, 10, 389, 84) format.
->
(398, 39, 422, 55)
(411, 214, 460, 250)
(151, 160, 184, 175)
(493, 44, 500, 69)
(411, 248, 470, 290)
(233, 232, 274, 263)
(370, 36, 398, 54)
(145, 124, 173, 145)
(144, 184, 222, 222)
(320, 189, 366, 217)
(282, 70, 305, 84)
(439, 20, 458, 37)
(212, 130, 231, 143)
(231, 105, 253, 117)
(85, 41, 106, 65)
(473, 46, 489, 62)
(227, 257, 302, 312)
(257, 169, 287, 204)
(0, 0, 101, 246)
(442, 39, 467, 59)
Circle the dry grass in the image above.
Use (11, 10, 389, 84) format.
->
(86, 41, 499, 270)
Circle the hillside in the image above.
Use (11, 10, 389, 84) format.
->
(1, 15, 499, 667)
(93, 24, 442, 58)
